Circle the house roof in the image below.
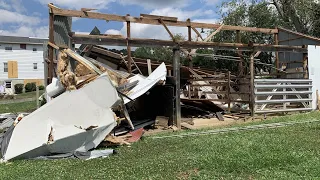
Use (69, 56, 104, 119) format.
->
(277, 27, 320, 42)
(0, 35, 48, 45)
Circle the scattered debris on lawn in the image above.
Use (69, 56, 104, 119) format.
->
(0, 43, 247, 162)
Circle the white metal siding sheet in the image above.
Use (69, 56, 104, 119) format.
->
(0, 43, 44, 80)
(308, 45, 320, 110)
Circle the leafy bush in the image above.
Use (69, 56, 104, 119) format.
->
(25, 83, 36, 92)
(38, 85, 45, 90)
(14, 83, 24, 94)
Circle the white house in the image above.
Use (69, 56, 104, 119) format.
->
(0, 35, 47, 93)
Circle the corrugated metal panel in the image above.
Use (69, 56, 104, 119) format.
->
(0, 118, 14, 129)
(53, 15, 72, 47)
(278, 29, 319, 69)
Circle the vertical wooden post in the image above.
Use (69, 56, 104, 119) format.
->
(303, 45, 308, 79)
(126, 14, 132, 73)
(48, 8, 54, 84)
(187, 19, 193, 69)
(250, 54, 255, 117)
(188, 84, 191, 99)
(36, 86, 40, 109)
(147, 59, 152, 75)
(236, 30, 243, 76)
(173, 46, 181, 129)
(227, 71, 231, 113)
(274, 33, 279, 72)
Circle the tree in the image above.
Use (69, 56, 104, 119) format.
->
(270, 0, 315, 34)
(202, 0, 279, 74)
(133, 34, 187, 63)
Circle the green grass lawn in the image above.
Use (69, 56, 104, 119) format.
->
(0, 91, 44, 114)
(0, 90, 45, 102)
(14, 90, 45, 100)
(0, 101, 37, 114)
(1, 112, 320, 179)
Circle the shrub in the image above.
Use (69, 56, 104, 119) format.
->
(14, 83, 24, 94)
(38, 85, 45, 90)
(25, 82, 36, 92)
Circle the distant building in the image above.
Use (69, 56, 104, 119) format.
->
(0, 35, 47, 93)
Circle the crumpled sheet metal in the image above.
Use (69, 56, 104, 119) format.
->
(1, 75, 120, 161)
(124, 62, 167, 104)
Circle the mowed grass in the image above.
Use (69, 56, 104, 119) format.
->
(14, 90, 44, 100)
(0, 101, 37, 114)
(1, 112, 320, 179)
(0, 90, 44, 102)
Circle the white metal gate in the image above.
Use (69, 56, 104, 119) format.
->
(254, 79, 312, 114)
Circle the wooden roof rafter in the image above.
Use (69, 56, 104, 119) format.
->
(69, 34, 307, 53)
(48, 4, 278, 34)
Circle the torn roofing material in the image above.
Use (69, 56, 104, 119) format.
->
(123, 62, 167, 104)
(1, 74, 120, 161)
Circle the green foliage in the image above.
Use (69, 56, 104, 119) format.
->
(204, 0, 283, 74)
(14, 84, 24, 94)
(133, 34, 187, 62)
(38, 85, 45, 90)
(25, 83, 36, 92)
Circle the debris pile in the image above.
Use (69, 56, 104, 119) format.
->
(0, 45, 243, 162)
(0, 48, 167, 162)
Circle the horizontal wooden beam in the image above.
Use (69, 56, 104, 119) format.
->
(140, 14, 177, 22)
(70, 34, 307, 53)
(49, 4, 278, 34)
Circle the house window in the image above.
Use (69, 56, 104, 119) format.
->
(33, 48, 37, 52)
(5, 47, 12, 51)
(5, 81, 11, 88)
(3, 62, 8, 72)
(33, 63, 37, 70)
(20, 44, 26, 49)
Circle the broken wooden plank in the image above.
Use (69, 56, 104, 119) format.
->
(49, 4, 278, 34)
(203, 24, 224, 42)
(70, 34, 307, 53)
(192, 27, 204, 41)
(159, 18, 174, 40)
(181, 122, 196, 130)
(64, 48, 103, 75)
(140, 13, 177, 22)
(48, 42, 59, 50)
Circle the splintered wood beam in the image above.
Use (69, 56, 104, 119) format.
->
(126, 16, 132, 73)
(70, 34, 307, 53)
(159, 18, 175, 40)
(49, 4, 278, 34)
(48, 42, 59, 50)
(81, 8, 97, 12)
(204, 24, 224, 42)
(254, 51, 261, 58)
(140, 14, 177, 22)
(274, 33, 279, 71)
(192, 27, 204, 41)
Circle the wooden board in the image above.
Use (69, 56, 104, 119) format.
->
(70, 34, 307, 53)
(8, 61, 18, 78)
(49, 4, 278, 34)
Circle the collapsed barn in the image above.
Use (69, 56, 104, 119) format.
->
(0, 3, 316, 161)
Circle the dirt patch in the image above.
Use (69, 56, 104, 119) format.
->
(177, 168, 199, 180)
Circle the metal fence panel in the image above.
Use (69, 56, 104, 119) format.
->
(254, 79, 313, 114)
